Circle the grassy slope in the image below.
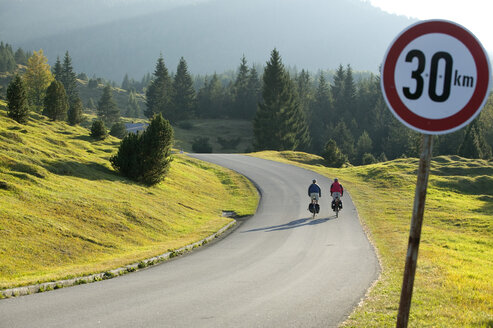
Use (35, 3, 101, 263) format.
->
(250, 151, 492, 328)
(0, 103, 258, 288)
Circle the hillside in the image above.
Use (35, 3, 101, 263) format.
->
(0, 102, 258, 288)
(3, 0, 416, 80)
(251, 151, 493, 327)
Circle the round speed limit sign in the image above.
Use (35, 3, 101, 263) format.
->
(381, 20, 491, 134)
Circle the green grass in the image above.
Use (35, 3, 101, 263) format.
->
(250, 151, 493, 328)
(173, 118, 253, 153)
(0, 104, 258, 289)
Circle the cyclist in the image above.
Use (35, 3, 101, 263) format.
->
(308, 179, 321, 202)
(330, 178, 344, 211)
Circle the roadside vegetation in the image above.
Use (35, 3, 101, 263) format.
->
(251, 150, 493, 328)
(0, 103, 258, 289)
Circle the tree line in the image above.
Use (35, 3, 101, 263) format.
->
(4, 42, 492, 173)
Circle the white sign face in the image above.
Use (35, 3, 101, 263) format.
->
(381, 20, 491, 134)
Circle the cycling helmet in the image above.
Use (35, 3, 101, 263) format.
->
(312, 179, 316, 183)
(334, 178, 338, 182)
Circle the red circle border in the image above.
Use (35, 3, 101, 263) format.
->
(382, 20, 490, 133)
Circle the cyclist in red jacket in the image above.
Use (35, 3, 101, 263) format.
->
(330, 178, 343, 210)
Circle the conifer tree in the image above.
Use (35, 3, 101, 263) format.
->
(322, 139, 347, 168)
(43, 80, 68, 121)
(91, 119, 107, 140)
(254, 49, 310, 151)
(145, 55, 173, 119)
(67, 96, 83, 125)
(60, 51, 78, 104)
(172, 57, 196, 121)
(331, 64, 345, 115)
(111, 113, 174, 185)
(52, 56, 63, 80)
(125, 91, 140, 117)
(458, 118, 492, 159)
(309, 73, 332, 153)
(355, 130, 373, 165)
(232, 55, 250, 119)
(14, 48, 29, 65)
(23, 49, 54, 112)
(7, 75, 29, 124)
(245, 65, 261, 120)
(97, 84, 120, 125)
(121, 74, 131, 91)
(0, 42, 16, 72)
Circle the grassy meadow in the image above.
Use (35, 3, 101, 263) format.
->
(251, 151, 493, 328)
(173, 118, 253, 153)
(0, 102, 258, 289)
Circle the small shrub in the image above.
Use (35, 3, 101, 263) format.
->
(90, 119, 107, 140)
(138, 261, 147, 269)
(110, 122, 128, 139)
(192, 137, 212, 153)
(362, 153, 377, 165)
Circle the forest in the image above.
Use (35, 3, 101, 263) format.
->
(1, 40, 492, 167)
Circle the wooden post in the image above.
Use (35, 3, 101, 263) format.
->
(396, 134, 433, 328)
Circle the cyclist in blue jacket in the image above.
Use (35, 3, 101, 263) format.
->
(308, 179, 321, 204)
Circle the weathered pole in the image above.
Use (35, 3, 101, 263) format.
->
(396, 134, 433, 327)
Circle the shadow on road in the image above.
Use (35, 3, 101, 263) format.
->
(241, 217, 333, 233)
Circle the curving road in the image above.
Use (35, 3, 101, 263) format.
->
(0, 154, 379, 328)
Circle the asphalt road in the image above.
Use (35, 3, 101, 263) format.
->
(0, 154, 379, 328)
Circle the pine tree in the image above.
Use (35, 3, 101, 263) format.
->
(355, 130, 373, 165)
(330, 120, 355, 162)
(0, 42, 16, 72)
(67, 96, 83, 125)
(60, 51, 78, 104)
(245, 65, 261, 120)
(111, 113, 174, 185)
(6, 75, 29, 124)
(322, 139, 347, 168)
(23, 49, 54, 112)
(121, 74, 131, 91)
(145, 55, 173, 119)
(295, 69, 313, 116)
(97, 84, 120, 125)
(331, 64, 345, 115)
(43, 80, 68, 121)
(232, 55, 250, 119)
(90, 119, 107, 140)
(342, 64, 357, 122)
(14, 48, 29, 65)
(458, 118, 492, 159)
(309, 73, 332, 153)
(52, 56, 63, 80)
(196, 73, 224, 118)
(125, 91, 140, 117)
(172, 57, 196, 121)
(253, 49, 310, 151)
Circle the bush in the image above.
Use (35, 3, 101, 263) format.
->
(322, 139, 347, 168)
(90, 119, 107, 140)
(110, 122, 128, 139)
(192, 137, 212, 153)
(362, 152, 377, 165)
(110, 114, 174, 185)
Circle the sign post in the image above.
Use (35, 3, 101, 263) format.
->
(380, 20, 491, 327)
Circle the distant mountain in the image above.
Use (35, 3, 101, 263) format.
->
(2, 0, 416, 81)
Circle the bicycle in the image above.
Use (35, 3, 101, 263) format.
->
(309, 195, 320, 219)
(332, 195, 342, 218)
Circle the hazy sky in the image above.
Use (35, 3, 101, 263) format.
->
(364, 0, 493, 53)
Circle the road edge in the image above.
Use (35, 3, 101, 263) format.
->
(0, 219, 239, 299)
